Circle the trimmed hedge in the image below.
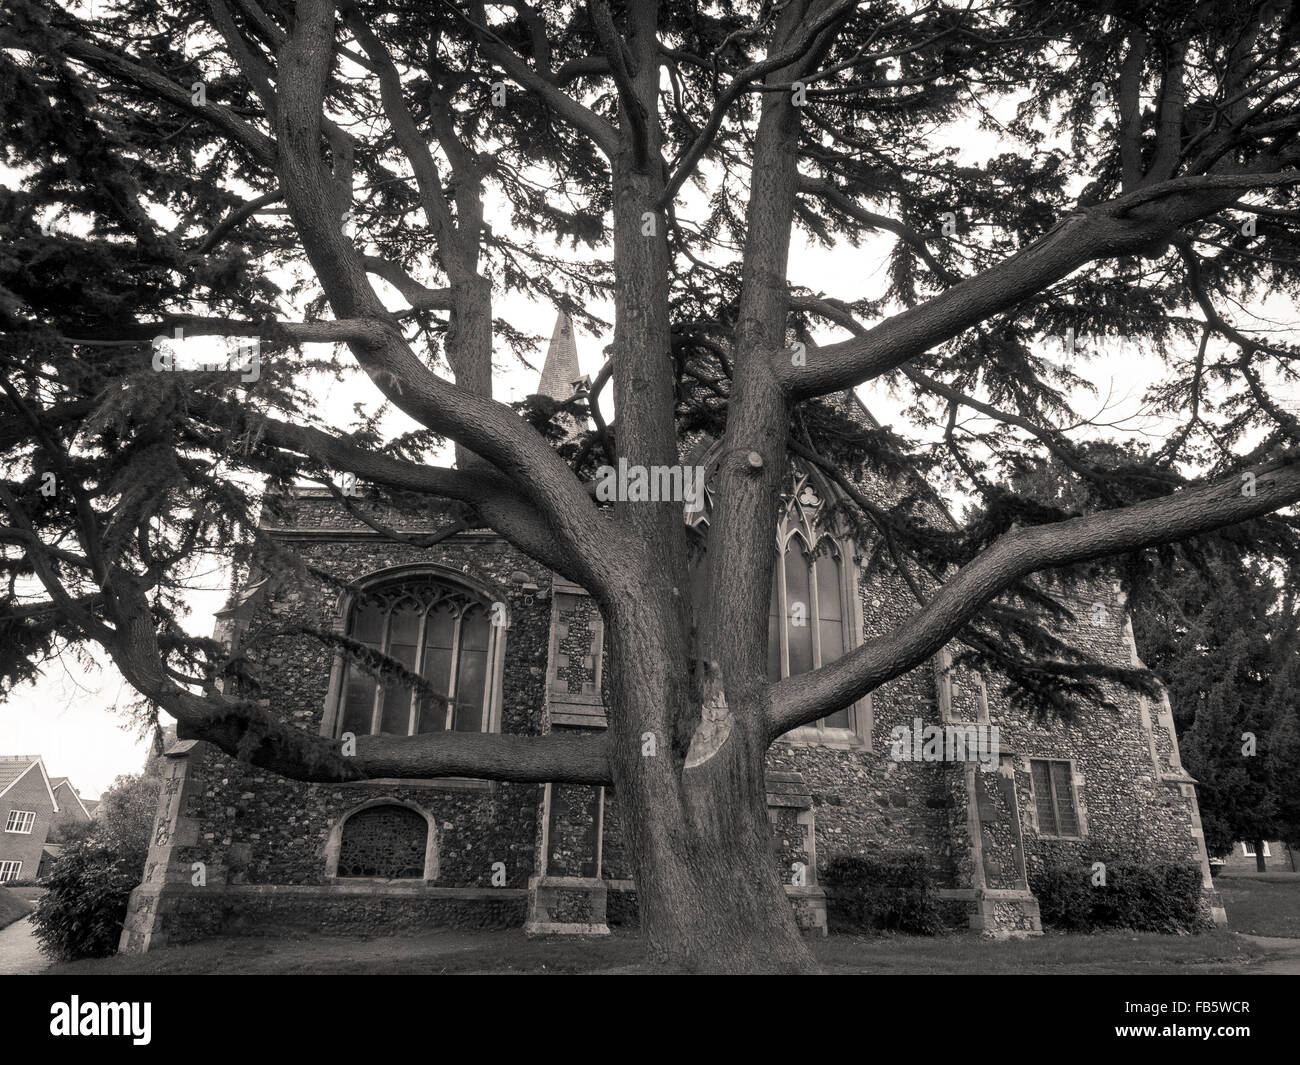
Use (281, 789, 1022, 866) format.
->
(824, 851, 942, 935)
(1030, 858, 1204, 933)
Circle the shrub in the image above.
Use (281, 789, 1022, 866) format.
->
(29, 768, 157, 961)
(1030, 858, 1204, 933)
(1029, 862, 1093, 931)
(824, 851, 942, 935)
(30, 835, 146, 961)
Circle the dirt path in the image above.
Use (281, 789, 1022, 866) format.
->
(0, 917, 51, 975)
(1238, 935, 1300, 975)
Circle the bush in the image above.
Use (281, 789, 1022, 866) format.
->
(824, 851, 942, 935)
(29, 768, 157, 961)
(30, 835, 146, 961)
(1030, 859, 1204, 933)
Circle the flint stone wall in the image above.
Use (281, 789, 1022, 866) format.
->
(122, 481, 1217, 945)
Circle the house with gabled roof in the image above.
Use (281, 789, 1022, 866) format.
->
(0, 755, 94, 882)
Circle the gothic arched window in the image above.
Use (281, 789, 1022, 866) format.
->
(766, 472, 857, 738)
(688, 463, 870, 747)
(333, 574, 503, 739)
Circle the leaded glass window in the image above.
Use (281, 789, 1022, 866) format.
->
(689, 463, 863, 742)
(336, 578, 500, 738)
(1030, 759, 1080, 837)
(766, 477, 851, 732)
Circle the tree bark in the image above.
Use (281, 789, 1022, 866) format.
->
(1254, 839, 1267, 873)
(602, 590, 817, 973)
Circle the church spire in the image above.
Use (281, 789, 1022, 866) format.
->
(537, 310, 587, 400)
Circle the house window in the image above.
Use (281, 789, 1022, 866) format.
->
(334, 576, 504, 739)
(336, 804, 430, 880)
(1241, 841, 1272, 858)
(1031, 759, 1080, 837)
(687, 464, 868, 745)
(4, 810, 36, 834)
(0, 860, 21, 881)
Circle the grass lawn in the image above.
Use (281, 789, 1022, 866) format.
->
(38, 876, 1299, 975)
(1218, 874, 1300, 938)
(0, 886, 31, 931)
(45, 926, 1271, 975)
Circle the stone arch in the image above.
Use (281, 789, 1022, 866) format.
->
(328, 561, 510, 628)
(320, 561, 510, 739)
(324, 797, 438, 882)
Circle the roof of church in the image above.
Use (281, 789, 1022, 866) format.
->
(537, 312, 585, 400)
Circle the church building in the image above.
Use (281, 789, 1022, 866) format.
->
(119, 314, 1224, 952)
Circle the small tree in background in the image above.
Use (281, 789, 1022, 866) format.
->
(94, 760, 163, 855)
(1134, 558, 1300, 869)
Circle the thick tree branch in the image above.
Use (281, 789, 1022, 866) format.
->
(40, 518, 611, 784)
(586, 0, 651, 168)
(350, 730, 611, 784)
(271, 0, 631, 594)
(792, 293, 1114, 494)
(363, 255, 455, 310)
(0, 485, 115, 643)
(194, 190, 283, 253)
(1118, 31, 1146, 190)
(56, 315, 386, 346)
(659, 0, 861, 207)
(125, 639, 611, 785)
(345, 9, 469, 272)
(183, 396, 581, 577)
(768, 452, 1300, 736)
(48, 33, 277, 166)
(776, 162, 1300, 399)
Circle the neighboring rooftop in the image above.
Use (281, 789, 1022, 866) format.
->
(0, 755, 41, 793)
(1, 757, 97, 809)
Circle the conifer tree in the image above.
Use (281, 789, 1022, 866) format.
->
(4, 0, 1300, 968)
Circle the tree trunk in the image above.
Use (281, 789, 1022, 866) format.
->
(1254, 839, 1267, 873)
(603, 594, 818, 973)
